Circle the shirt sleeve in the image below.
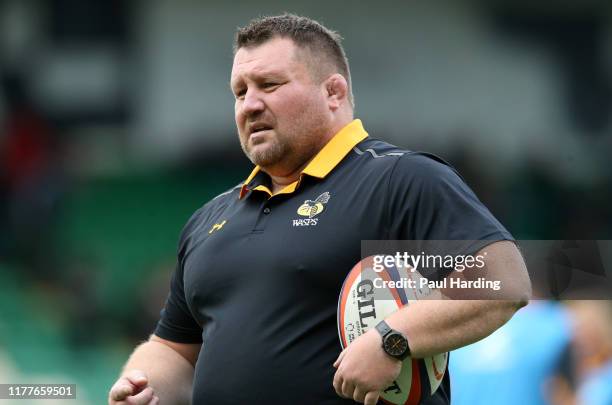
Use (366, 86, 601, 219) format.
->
(386, 152, 513, 254)
(154, 209, 204, 344)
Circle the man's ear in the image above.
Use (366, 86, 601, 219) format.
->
(325, 74, 348, 111)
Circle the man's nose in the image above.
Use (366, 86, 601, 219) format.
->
(241, 89, 265, 116)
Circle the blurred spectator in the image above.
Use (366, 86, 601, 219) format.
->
(450, 300, 574, 405)
(0, 72, 65, 279)
(570, 300, 612, 405)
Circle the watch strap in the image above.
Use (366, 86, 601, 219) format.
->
(375, 320, 392, 338)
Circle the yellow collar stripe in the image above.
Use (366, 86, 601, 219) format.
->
(301, 119, 368, 178)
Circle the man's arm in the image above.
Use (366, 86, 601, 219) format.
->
(333, 240, 531, 404)
(387, 240, 531, 357)
(108, 334, 201, 405)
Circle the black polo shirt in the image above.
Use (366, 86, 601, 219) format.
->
(154, 119, 512, 405)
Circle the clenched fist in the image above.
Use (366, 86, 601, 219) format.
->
(108, 370, 159, 405)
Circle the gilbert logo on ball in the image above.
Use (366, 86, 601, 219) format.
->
(337, 256, 448, 405)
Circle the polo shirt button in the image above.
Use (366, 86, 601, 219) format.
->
(263, 207, 271, 215)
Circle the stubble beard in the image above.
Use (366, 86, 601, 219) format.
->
(240, 101, 330, 172)
(241, 126, 327, 174)
(241, 131, 289, 168)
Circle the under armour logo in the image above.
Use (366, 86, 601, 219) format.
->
(209, 220, 227, 234)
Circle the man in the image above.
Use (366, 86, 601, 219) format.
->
(108, 14, 531, 405)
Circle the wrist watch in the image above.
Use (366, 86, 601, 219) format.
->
(375, 320, 411, 361)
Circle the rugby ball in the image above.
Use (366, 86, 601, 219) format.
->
(337, 256, 448, 405)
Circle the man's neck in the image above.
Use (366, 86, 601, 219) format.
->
(268, 163, 308, 194)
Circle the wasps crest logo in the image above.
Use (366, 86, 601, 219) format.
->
(297, 192, 331, 218)
(293, 192, 331, 227)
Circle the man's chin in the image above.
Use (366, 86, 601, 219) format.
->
(250, 156, 280, 168)
(247, 147, 282, 167)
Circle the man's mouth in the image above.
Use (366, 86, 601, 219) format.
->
(249, 123, 273, 136)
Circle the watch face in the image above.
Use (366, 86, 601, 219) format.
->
(384, 333, 408, 357)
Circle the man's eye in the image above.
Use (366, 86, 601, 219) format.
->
(235, 90, 246, 99)
(263, 82, 280, 90)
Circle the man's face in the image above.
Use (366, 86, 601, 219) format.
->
(231, 37, 331, 172)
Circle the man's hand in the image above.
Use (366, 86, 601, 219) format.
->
(333, 328, 402, 405)
(108, 370, 159, 405)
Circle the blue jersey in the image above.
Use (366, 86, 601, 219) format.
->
(450, 301, 572, 405)
(579, 360, 612, 405)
